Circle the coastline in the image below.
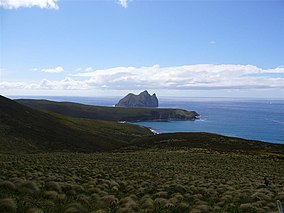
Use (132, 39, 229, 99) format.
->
(13, 96, 284, 145)
(149, 128, 159, 135)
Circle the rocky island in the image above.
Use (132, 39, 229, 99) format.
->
(115, 90, 158, 108)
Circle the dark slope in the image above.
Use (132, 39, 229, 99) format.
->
(133, 132, 284, 154)
(16, 99, 198, 121)
(0, 96, 152, 153)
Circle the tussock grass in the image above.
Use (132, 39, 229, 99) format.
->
(239, 203, 255, 211)
(154, 191, 168, 198)
(44, 190, 58, 200)
(101, 195, 118, 207)
(18, 181, 39, 194)
(46, 181, 62, 192)
(26, 208, 44, 213)
(93, 210, 107, 213)
(189, 208, 202, 213)
(195, 204, 211, 212)
(0, 181, 16, 191)
(154, 197, 168, 207)
(140, 197, 154, 210)
(64, 202, 87, 213)
(0, 198, 17, 213)
(0, 150, 283, 212)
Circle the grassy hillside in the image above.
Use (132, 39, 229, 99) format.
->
(16, 99, 199, 121)
(132, 132, 284, 155)
(1, 151, 283, 212)
(0, 96, 152, 154)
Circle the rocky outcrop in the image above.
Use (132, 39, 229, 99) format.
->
(115, 90, 159, 108)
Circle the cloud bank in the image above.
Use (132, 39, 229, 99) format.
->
(1, 64, 283, 91)
(0, 0, 59, 9)
(0, 78, 87, 90)
(118, 0, 128, 8)
(74, 64, 284, 90)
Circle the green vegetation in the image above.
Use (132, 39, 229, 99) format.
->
(133, 132, 284, 155)
(0, 95, 152, 153)
(16, 99, 199, 122)
(0, 150, 283, 213)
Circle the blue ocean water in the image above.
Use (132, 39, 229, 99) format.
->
(10, 96, 284, 144)
(134, 98, 284, 144)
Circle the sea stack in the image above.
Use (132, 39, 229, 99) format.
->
(115, 90, 159, 108)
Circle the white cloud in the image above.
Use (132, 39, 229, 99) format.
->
(1, 64, 284, 92)
(85, 67, 93, 72)
(0, 0, 59, 9)
(73, 64, 284, 90)
(0, 77, 88, 90)
(37, 77, 88, 90)
(264, 66, 284, 73)
(41, 66, 64, 73)
(0, 81, 27, 89)
(118, 0, 128, 8)
(0, 0, 128, 9)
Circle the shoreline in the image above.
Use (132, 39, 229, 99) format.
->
(149, 128, 159, 135)
(132, 121, 284, 145)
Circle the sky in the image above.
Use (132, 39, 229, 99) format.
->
(0, 0, 283, 98)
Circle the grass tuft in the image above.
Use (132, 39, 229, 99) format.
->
(101, 195, 118, 207)
(46, 181, 62, 192)
(64, 202, 87, 213)
(19, 181, 39, 194)
(0, 198, 17, 213)
(44, 190, 58, 200)
(26, 208, 44, 213)
(0, 181, 16, 191)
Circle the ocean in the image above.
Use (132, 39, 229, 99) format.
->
(134, 98, 284, 144)
(11, 96, 284, 144)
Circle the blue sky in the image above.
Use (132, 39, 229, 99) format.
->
(0, 0, 283, 98)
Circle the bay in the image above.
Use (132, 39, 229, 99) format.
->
(134, 98, 284, 144)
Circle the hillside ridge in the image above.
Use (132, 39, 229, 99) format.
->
(16, 99, 199, 121)
(0, 95, 152, 154)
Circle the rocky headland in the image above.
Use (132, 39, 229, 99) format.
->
(115, 90, 158, 108)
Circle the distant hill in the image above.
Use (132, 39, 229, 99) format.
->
(115, 90, 159, 108)
(132, 132, 284, 155)
(16, 99, 199, 121)
(0, 95, 152, 154)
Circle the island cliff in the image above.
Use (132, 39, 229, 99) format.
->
(115, 90, 158, 108)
